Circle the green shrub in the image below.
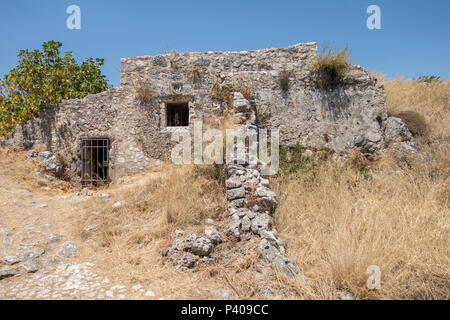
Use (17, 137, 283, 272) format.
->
(311, 45, 351, 88)
(278, 143, 317, 176)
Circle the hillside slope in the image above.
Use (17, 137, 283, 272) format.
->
(272, 78, 449, 299)
(0, 152, 280, 299)
(1, 78, 448, 300)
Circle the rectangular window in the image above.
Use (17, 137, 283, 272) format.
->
(166, 102, 189, 127)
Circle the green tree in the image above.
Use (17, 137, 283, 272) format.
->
(0, 40, 109, 137)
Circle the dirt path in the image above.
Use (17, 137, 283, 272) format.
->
(0, 149, 159, 300)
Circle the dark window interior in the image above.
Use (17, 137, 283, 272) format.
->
(81, 138, 109, 186)
(166, 103, 189, 127)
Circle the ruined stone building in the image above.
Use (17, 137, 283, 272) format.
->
(0, 43, 415, 185)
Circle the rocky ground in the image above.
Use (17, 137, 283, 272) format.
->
(0, 149, 291, 300)
(0, 153, 158, 300)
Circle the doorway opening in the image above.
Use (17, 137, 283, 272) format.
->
(81, 138, 110, 186)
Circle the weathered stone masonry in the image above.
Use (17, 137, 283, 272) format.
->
(162, 92, 300, 276)
(1, 42, 415, 184)
(225, 94, 299, 277)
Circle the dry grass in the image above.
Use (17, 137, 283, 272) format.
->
(271, 78, 450, 300)
(385, 77, 450, 139)
(1, 77, 448, 300)
(71, 78, 448, 300)
(71, 165, 226, 273)
(311, 45, 351, 88)
(385, 77, 450, 165)
(0, 149, 268, 299)
(394, 111, 428, 137)
(65, 165, 267, 299)
(232, 77, 253, 101)
(278, 70, 291, 91)
(190, 67, 201, 84)
(0, 147, 75, 194)
(210, 77, 253, 110)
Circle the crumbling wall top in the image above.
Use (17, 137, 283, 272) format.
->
(120, 42, 318, 87)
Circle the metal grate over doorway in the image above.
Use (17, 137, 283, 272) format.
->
(81, 138, 110, 186)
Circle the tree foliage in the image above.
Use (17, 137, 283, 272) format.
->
(0, 41, 109, 137)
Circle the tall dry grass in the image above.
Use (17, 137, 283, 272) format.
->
(385, 78, 450, 171)
(384, 77, 450, 139)
(68, 165, 231, 298)
(76, 165, 227, 251)
(272, 78, 450, 300)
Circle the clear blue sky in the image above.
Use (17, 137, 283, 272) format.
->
(1, 0, 449, 87)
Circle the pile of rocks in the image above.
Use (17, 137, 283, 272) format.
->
(382, 117, 428, 161)
(225, 164, 298, 277)
(27, 150, 63, 176)
(163, 227, 223, 270)
(226, 165, 276, 241)
(162, 92, 299, 277)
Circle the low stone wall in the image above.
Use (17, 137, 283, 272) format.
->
(225, 164, 299, 277)
(223, 93, 299, 277)
(162, 92, 300, 276)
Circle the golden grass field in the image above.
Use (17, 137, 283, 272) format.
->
(271, 78, 449, 299)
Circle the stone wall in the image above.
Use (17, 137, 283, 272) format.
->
(1, 42, 415, 184)
(120, 42, 392, 159)
(0, 88, 173, 181)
